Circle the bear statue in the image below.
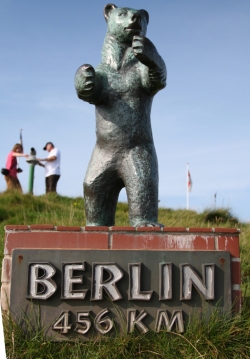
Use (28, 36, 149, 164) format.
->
(75, 3, 167, 227)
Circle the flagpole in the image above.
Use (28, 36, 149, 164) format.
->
(17, 129, 23, 167)
(186, 163, 189, 210)
(20, 129, 23, 146)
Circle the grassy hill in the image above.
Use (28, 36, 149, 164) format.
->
(0, 189, 245, 228)
(1, 191, 250, 358)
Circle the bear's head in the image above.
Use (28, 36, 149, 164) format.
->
(104, 3, 149, 45)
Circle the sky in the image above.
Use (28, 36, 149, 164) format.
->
(0, 0, 249, 222)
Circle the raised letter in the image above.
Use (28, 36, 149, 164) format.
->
(62, 262, 88, 299)
(180, 264, 215, 300)
(128, 263, 153, 300)
(28, 263, 57, 300)
(127, 309, 149, 333)
(91, 263, 123, 301)
(159, 263, 172, 300)
(155, 310, 184, 333)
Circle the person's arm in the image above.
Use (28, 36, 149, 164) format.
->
(37, 148, 58, 162)
(36, 156, 57, 162)
(12, 153, 29, 158)
(37, 161, 45, 167)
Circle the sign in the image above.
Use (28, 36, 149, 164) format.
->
(10, 249, 231, 339)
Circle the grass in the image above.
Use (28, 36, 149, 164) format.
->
(3, 303, 250, 358)
(0, 190, 250, 358)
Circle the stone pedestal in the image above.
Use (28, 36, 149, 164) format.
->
(1, 225, 241, 338)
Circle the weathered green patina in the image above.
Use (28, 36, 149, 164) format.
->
(75, 4, 166, 227)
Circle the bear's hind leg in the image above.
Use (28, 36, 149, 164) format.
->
(84, 146, 124, 226)
(121, 145, 164, 228)
(84, 177, 124, 226)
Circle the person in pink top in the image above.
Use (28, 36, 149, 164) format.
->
(5, 143, 29, 192)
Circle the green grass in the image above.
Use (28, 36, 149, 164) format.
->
(1, 190, 250, 358)
(3, 302, 250, 358)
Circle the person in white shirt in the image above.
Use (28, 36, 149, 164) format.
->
(37, 142, 61, 193)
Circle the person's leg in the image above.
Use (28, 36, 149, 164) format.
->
(45, 176, 50, 193)
(4, 175, 11, 190)
(50, 175, 60, 192)
(5, 176, 22, 192)
(12, 177, 22, 192)
(46, 175, 60, 193)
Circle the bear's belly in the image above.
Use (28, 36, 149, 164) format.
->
(95, 66, 154, 148)
(96, 94, 154, 149)
(107, 67, 142, 95)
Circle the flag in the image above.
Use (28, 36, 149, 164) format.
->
(188, 170, 192, 192)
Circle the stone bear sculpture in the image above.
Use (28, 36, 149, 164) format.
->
(75, 4, 166, 227)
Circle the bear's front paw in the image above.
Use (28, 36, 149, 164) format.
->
(74, 64, 95, 100)
(132, 36, 157, 68)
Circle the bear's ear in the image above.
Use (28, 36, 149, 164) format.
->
(139, 9, 149, 24)
(104, 3, 117, 22)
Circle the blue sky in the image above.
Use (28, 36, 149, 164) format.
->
(0, 0, 249, 221)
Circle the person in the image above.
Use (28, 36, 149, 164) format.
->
(4, 143, 29, 192)
(37, 142, 61, 193)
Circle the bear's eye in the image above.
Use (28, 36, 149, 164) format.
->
(118, 11, 127, 17)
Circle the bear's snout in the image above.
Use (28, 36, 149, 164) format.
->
(131, 13, 141, 24)
(126, 13, 142, 31)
